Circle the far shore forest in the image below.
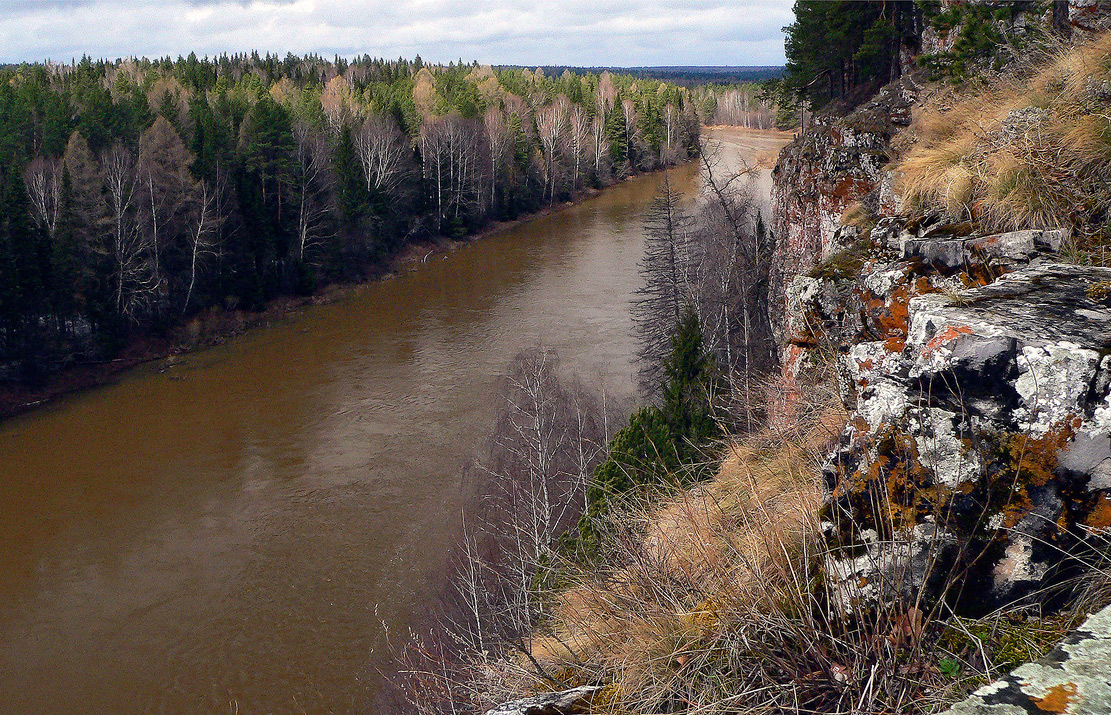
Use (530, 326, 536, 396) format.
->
(0, 54, 775, 384)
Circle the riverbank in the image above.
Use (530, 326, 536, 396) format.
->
(0, 149, 695, 715)
(0, 127, 791, 422)
(0, 171, 635, 422)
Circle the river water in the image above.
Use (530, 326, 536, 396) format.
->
(0, 128, 788, 715)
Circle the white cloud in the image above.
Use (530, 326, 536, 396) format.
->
(0, 0, 791, 66)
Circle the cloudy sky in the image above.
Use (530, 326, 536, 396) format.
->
(0, 0, 792, 67)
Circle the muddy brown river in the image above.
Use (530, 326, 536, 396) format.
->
(0, 129, 788, 715)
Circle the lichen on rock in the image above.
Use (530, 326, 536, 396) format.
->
(795, 220, 1111, 614)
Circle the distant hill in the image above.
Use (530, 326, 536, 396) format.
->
(497, 65, 784, 86)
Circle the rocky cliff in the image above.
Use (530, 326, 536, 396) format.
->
(772, 0, 1111, 656)
(786, 221, 1111, 614)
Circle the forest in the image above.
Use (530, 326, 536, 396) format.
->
(0, 53, 776, 385)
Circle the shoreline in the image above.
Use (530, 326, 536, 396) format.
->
(0, 171, 642, 423)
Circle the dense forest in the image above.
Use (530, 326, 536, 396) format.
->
(772, 1, 1063, 111)
(0, 53, 719, 384)
(519, 65, 784, 86)
(781, 0, 924, 107)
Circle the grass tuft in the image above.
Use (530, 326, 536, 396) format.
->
(896, 31, 1111, 255)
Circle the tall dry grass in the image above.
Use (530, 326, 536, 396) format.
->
(393, 361, 1111, 714)
(496, 367, 1109, 714)
(506, 368, 871, 714)
(897, 31, 1111, 254)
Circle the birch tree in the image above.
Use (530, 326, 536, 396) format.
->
(23, 156, 62, 240)
(354, 114, 411, 205)
(483, 107, 512, 213)
(102, 144, 156, 322)
(534, 97, 568, 204)
(182, 178, 220, 313)
(293, 119, 334, 264)
(567, 105, 589, 191)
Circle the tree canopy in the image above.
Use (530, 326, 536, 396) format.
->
(0, 53, 717, 383)
(780, 1, 923, 109)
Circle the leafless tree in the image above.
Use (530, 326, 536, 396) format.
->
(102, 143, 156, 322)
(483, 107, 513, 213)
(421, 114, 485, 233)
(591, 115, 609, 181)
(452, 347, 607, 648)
(622, 98, 642, 169)
(293, 119, 335, 263)
(182, 178, 221, 314)
(320, 75, 359, 133)
(631, 143, 778, 426)
(391, 349, 619, 713)
(690, 139, 778, 428)
(661, 103, 683, 165)
(595, 71, 617, 118)
(355, 114, 412, 202)
(567, 105, 590, 192)
(137, 116, 195, 303)
(535, 97, 569, 204)
(23, 156, 62, 240)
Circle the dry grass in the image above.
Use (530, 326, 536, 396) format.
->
(485, 368, 1111, 714)
(897, 31, 1111, 251)
(512, 383, 857, 713)
(393, 361, 1111, 713)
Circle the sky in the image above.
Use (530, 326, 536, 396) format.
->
(0, 0, 792, 67)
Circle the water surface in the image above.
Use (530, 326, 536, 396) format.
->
(0, 129, 789, 714)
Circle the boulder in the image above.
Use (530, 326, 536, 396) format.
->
(901, 228, 1069, 271)
(824, 263, 1111, 614)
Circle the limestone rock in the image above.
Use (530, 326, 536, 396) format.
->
(902, 229, 1067, 270)
(483, 686, 601, 715)
(824, 263, 1111, 613)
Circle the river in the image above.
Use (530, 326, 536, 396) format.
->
(0, 128, 789, 715)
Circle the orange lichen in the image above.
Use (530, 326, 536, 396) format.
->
(924, 325, 974, 354)
(863, 283, 913, 338)
(1031, 682, 1077, 713)
(885, 337, 907, 353)
(1084, 494, 1111, 530)
(1006, 427, 1075, 488)
(994, 424, 1077, 530)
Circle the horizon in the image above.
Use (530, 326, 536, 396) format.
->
(3, 55, 785, 70)
(0, 1, 791, 67)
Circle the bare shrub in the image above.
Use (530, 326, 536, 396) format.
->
(390, 346, 613, 713)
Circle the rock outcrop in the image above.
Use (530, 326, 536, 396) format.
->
(771, 10, 1111, 616)
(942, 601, 1111, 714)
(483, 686, 601, 715)
(770, 76, 922, 349)
(782, 216, 1111, 615)
(772, 77, 919, 276)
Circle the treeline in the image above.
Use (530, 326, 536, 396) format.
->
(0, 53, 702, 383)
(690, 84, 778, 128)
(519, 65, 784, 87)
